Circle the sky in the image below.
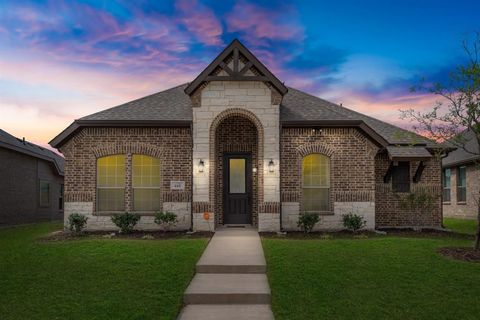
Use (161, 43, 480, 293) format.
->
(0, 0, 479, 150)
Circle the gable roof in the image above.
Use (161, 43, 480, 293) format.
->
(50, 83, 439, 150)
(184, 39, 287, 96)
(1, 129, 64, 175)
(442, 130, 480, 167)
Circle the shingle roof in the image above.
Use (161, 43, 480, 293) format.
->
(442, 130, 480, 167)
(0, 129, 65, 175)
(52, 83, 440, 149)
(386, 146, 432, 160)
(80, 84, 193, 121)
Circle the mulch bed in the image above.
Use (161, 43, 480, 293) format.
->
(38, 230, 214, 242)
(438, 247, 480, 263)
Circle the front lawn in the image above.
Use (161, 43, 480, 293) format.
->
(444, 217, 478, 235)
(0, 223, 208, 320)
(263, 236, 480, 320)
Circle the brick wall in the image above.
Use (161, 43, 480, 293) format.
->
(215, 116, 258, 225)
(280, 127, 378, 230)
(375, 153, 442, 227)
(443, 163, 479, 219)
(60, 127, 192, 230)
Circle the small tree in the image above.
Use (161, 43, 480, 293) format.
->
(400, 32, 480, 249)
(67, 213, 88, 234)
(342, 213, 366, 232)
(297, 212, 320, 234)
(154, 211, 178, 233)
(111, 212, 140, 233)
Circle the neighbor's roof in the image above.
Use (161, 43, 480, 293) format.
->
(442, 130, 480, 167)
(0, 129, 64, 175)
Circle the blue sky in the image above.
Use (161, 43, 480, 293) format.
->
(0, 0, 478, 148)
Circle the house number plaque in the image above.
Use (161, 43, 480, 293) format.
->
(170, 181, 185, 190)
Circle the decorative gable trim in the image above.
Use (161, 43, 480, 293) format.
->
(184, 39, 288, 96)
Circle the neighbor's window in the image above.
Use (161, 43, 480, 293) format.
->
(443, 169, 451, 202)
(457, 166, 467, 203)
(59, 184, 64, 210)
(392, 162, 410, 193)
(302, 154, 330, 212)
(132, 155, 161, 211)
(97, 155, 126, 211)
(39, 180, 50, 207)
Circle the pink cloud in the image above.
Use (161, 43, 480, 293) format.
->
(225, 1, 304, 44)
(175, 0, 223, 46)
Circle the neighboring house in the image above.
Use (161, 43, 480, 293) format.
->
(442, 130, 480, 219)
(50, 39, 445, 232)
(0, 129, 65, 226)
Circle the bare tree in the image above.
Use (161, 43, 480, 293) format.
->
(400, 32, 480, 250)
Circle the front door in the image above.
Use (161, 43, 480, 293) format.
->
(223, 153, 252, 224)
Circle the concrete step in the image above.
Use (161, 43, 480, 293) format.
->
(178, 304, 274, 320)
(184, 273, 271, 305)
(196, 228, 267, 274)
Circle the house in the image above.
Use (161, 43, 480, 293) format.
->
(442, 130, 479, 219)
(0, 129, 64, 226)
(50, 39, 445, 232)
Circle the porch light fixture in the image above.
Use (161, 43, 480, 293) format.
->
(198, 159, 205, 173)
(252, 167, 257, 173)
(268, 159, 275, 173)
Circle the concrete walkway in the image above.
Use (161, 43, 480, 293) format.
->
(178, 227, 274, 320)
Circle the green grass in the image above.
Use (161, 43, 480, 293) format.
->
(444, 217, 478, 235)
(263, 236, 480, 320)
(0, 223, 208, 320)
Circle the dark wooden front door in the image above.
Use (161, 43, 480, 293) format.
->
(223, 153, 252, 224)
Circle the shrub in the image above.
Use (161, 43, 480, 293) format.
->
(297, 212, 320, 233)
(342, 213, 366, 232)
(154, 211, 178, 232)
(111, 212, 141, 233)
(67, 213, 88, 233)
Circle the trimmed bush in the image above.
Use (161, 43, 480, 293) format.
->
(342, 213, 366, 232)
(111, 212, 141, 233)
(154, 211, 178, 232)
(67, 213, 88, 233)
(297, 212, 320, 233)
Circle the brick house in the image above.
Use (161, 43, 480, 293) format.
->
(442, 130, 479, 219)
(1, 129, 64, 226)
(50, 39, 445, 232)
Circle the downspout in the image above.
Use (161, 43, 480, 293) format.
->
(279, 121, 283, 232)
(190, 122, 194, 232)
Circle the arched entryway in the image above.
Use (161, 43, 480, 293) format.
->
(209, 109, 264, 227)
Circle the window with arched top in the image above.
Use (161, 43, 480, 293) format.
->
(97, 155, 126, 212)
(302, 154, 330, 212)
(132, 154, 161, 211)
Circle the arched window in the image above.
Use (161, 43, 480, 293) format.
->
(97, 155, 126, 212)
(302, 154, 330, 212)
(132, 155, 161, 211)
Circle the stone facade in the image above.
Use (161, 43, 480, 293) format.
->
(60, 127, 192, 231)
(280, 127, 378, 230)
(443, 164, 479, 219)
(375, 153, 442, 227)
(192, 80, 280, 231)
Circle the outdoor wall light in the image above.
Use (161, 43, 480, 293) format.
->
(198, 159, 205, 173)
(252, 167, 257, 173)
(268, 159, 275, 173)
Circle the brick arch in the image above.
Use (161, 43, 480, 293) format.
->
(209, 108, 265, 226)
(296, 143, 335, 158)
(92, 143, 164, 158)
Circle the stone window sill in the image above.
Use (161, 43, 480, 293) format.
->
(443, 202, 451, 205)
(457, 202, 467, 205)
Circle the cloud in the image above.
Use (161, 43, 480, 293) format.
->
(225, 1, 304, 46)
(175, 0, 224, 46)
